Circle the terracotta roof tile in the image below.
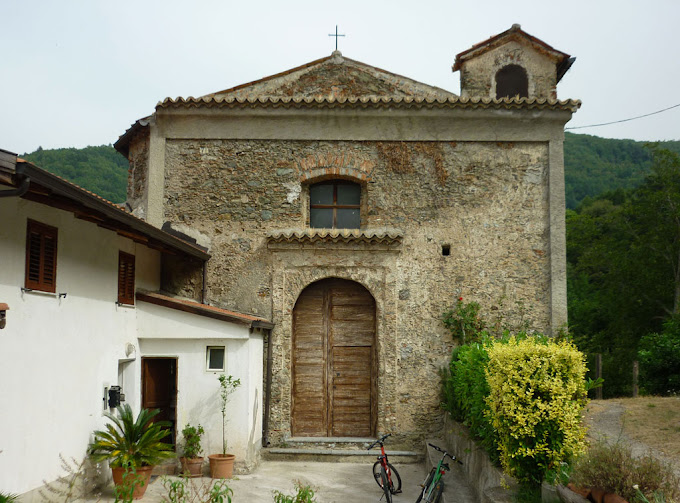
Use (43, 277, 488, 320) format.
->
(136, 290, 272, 328)
(157, 94, 580, 113)
(267, 228, 403, 246)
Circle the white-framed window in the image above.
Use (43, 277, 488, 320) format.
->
(206, 346, 225, 371)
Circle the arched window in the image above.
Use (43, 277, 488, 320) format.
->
(495, 64, 528, 99)
(310, 181, 360, 229)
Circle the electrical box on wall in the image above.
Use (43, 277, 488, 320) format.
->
(103, 385, 126, 411)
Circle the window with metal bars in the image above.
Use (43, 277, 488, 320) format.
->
(25, 220, 58, 293)
(309, 181, 361, 229)
(117, 251, 135, 305)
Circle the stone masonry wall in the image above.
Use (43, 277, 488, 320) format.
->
(126, 130, 150, 219)
(162, 139, 551, 447)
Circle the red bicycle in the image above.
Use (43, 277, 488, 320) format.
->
(368, 433, 402, 501)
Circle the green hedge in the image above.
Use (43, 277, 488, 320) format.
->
(442, 330, 589, 491)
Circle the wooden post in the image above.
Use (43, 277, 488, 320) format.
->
(633, 360, 639, 398)
(595, 353, 603, 400)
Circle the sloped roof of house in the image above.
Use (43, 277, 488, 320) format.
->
(0, 152, 210, 261)
(137, 290, 273, 329)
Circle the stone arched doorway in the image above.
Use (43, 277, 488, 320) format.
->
(291, 277, 376, 437)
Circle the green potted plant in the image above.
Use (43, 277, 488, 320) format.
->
(180, 423, 205, 477)
(208, 374, 241, 479)
(89, 404, 174, 499)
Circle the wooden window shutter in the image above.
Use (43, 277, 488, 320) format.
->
(118, 252, 135, 305)
(25, 220, 58, 293)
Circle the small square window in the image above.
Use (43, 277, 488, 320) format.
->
(207, 346, 225, 371)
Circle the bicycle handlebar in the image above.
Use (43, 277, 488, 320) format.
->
(367, 433, 391, 450)
(428, 443, 463, 465)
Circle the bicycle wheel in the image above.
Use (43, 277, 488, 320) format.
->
(429, 481, 444, 503)
(372, 461, 402, 494)
(386, 462, 402, 494)
(415, 468, 435, 503)
(380, 466, 392, 503)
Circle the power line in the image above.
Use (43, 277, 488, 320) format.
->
(565, 102, 680, 131)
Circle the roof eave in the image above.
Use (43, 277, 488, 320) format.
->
(15, 161, 210, 261)
(114, 118, 151, 157)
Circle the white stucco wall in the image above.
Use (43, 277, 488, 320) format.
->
(136, 303, 263, 468)
(0, 197, 263, 495)
(0, 198, 161, 495)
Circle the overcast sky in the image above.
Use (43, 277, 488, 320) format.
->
(2, 0, 679, 155)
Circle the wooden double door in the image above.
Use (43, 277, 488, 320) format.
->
(292, 278, 376, 437)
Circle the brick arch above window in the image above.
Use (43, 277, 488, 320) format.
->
(295, 151, 376, 184)
(300, 166, 371, 184)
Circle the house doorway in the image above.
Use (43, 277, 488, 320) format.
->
(291, 278, 376, 437)
(142, 357, 178, 445)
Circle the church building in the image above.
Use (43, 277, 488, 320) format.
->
(114, 24, 578, 448)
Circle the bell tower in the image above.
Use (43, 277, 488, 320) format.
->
(452, 24, 575, 100)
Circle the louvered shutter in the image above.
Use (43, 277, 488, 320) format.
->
(25, 220, 58, 293)
(117, 252, 135, 305)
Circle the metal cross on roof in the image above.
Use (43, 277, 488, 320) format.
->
(328, 25, 345, 51)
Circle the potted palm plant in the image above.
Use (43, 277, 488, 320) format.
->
(179, 423, 205, 477)
(208, 374, 241, 479)
(89, 404, 174, 499)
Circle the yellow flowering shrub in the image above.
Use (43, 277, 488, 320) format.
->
(485, 336, 588, 488)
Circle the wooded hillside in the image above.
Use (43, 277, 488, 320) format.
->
(21, 145, 128, 203)
(564, 132, 680, 208)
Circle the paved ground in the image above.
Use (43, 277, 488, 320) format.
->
(90, 461, 429, 502)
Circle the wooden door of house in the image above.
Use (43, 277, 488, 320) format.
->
(292, 278, 376, 437)
(142, 357, 177, 445)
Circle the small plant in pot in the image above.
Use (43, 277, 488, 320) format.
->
(89, 404, 174, 499)
(208, 374, 241, 479)
(180, 423, 205, 477)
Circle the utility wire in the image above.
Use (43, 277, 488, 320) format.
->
(565, 102, 680, 131)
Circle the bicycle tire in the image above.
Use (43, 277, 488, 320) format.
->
(380, 466, 392, 503)
(415, 468, 435, 503)
(372, 461, 402, 494)
(430, 481, 444, 503)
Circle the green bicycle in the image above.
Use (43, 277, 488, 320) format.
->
(415, 443, 462, 503)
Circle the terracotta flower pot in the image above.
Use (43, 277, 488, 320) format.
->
(208, 454, 235, 479)
(111, 465, 154, 500)
(180, 456, 204, 477)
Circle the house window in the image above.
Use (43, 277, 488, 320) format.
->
(495, 64, 528, 99)
(25, 220, 58, 293)
(117, 252, 135, 305)
(310, 181, 360, 229)
(207, 346, 225, 371)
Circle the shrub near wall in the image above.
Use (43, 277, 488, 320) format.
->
(485, 336, 588, 490)
(442, 338, 499, 463)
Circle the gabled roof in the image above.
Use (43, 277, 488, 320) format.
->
(452, 24, 571, 72)
(203, 51, 457, 102)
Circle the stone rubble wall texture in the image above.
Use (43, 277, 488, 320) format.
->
(161, 138, 552, 448)
(460, 40, 559, 100)
(126, 129, 150, 220)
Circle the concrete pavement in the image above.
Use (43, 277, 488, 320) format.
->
(92, 461, 430, 502)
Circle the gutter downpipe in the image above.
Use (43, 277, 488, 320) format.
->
(0, 173, 30, 198)
(262, 327, 273, 447)
(201, 262, 208, 304)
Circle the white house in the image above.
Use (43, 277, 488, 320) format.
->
(0, 149, 273, 498)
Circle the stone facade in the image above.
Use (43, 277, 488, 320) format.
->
(115, 25, 579, 449)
